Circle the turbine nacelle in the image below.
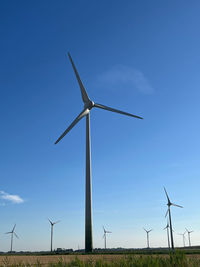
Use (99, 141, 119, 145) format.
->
(85, 101, 95, 110)
(185, 228, 193, 234)
(103, 226, 111, 235)
(48, 218, 60, 226)
(167, 201, 172, 207)
(143, 228, 153, 234)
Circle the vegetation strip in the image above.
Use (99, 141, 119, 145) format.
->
(1, 252, 200, 267)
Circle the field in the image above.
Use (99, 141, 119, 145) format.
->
(1, 252, 200, 267)
(0, 254, 123, 266)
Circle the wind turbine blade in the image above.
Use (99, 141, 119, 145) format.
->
(14, 232, 19, 239)
(143, 228, 147, 232)
(55, 108, 88, 144)
(94, 103, 143, 119)
(48, 219, 53, 224)
(165, 207, 169, 218)
(106, 231, 112, 233)
(102, 226, 105, 232)
(102, 234, 105, 239)
(171, 203, 183, 208)
(149, 229, 153, 233)
(12, 224, 16, 232)
(163, 226, 167, 230)
(164, 187, 170, 203)
(5, 232, 12, 234)
(54, 220, 60, 225)
(68, 53, 90, 104)
(185, 228, 189, 232)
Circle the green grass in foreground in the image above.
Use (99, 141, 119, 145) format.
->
(2, 252, 200, 267)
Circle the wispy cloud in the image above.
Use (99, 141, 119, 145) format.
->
(0, 191, 24, 204)
(96, 65, 154, 94)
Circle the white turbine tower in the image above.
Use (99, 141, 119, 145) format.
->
(48, 219, 60, 252)
(163, 221, 170, 250)
(5, 224, 19, 252)
(143, 228, 152, 249)
(102, 226, 112, 249)
(185, 228, 193, 247)
(164, 187, 183, 250)
(178, 231, 186, 247)
(55, 53, 143, 252)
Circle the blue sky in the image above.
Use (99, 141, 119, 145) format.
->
(1, 0, 200, 251)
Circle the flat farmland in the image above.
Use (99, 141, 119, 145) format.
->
(0, 254, 124, 266)
(1, 253, 200, 266)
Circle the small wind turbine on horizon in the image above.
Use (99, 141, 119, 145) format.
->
(163, 221, 170, 250)
(102, 226, 112, 249)
(164, 187, 183, 250)
(185, 228, 193, 247)
(5, 224, 19, 252)
(48, 219, 60, 252)
(178, 231, 186, 247)
(143, 228, 152, 249)
(54, 53, 143, 252)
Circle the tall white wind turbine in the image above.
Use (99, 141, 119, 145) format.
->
(102, 226, 112, 249)
(185, 228, 193, 247)
(48, 219, 60, 252)
(55, 53, 143, 252)
(5, 224, 19, 252)
(164, 187, 183, 250)
(143, 228, 152, 248)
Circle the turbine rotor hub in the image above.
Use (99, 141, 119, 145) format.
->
(85, 101, 94, 110)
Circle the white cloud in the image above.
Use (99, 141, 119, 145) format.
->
(97, 65, 154, 94)
(0, 191, 24, 204)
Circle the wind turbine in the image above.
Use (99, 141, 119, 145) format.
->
(48, 219, 60, 252)
(164, 187, 183, 250)
(5, 224, 19, 252)
(178, 231, 186, 247)
(54, 53, 143, 252)
(185, 228, 193, 247)
(163, 221, 170, 250)
(143, 228, 152, 248)
(102, 226, 112, 249)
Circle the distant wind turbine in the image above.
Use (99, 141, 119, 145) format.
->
(164, 187, 183, 250)
(185, 228, 193, 247)
(48, 219, 60, 252)
(102, 226, 112, 249)
(178, 231, 186, 247)
(5, 224, 19, 252)
(143, 228, 152, 248)
(54, 53, 143, 252)
(163, 221, 170, 250)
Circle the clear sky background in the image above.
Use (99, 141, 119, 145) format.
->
(1, 0, 200, 252)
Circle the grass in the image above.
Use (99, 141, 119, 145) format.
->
(1, 252, 200, 267)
